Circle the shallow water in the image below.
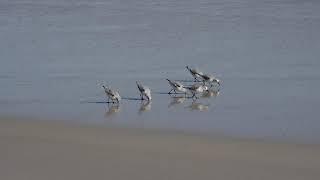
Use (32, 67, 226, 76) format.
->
(1, 0, 320, 143)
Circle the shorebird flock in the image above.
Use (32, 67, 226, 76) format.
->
(102, 66, 221, 104)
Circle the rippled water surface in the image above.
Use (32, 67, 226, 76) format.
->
(1, 0, 320, 143)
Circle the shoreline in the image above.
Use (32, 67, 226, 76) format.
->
(1, 115, 318, 145)
(1, 117, 320, 180)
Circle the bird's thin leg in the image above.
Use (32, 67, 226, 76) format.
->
(174, 89, 177, 94)
(140, 94, 144, 100)
(191, 91, 199, 99)
(168, 89, 173, 94)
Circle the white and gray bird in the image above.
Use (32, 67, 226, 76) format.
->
(199, 73, 221, 87)
(186, 84, 209, 99)
(186, 66, 203, 82)
(136, 81, 152, 101)
(102, 85, 121, 103)
(166, 79, 188, 94)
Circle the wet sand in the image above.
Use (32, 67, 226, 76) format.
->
(1, 118, 320, 180)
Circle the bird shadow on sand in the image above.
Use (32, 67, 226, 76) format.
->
(82, 101, 116, 104)
(122, 97, 143, 101)
(154, 91, 188, 95)
(172, 79, 202, 83)
(82, 97, 148, 104)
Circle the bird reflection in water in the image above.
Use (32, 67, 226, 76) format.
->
(104, 104, 120, 118)
(168, 96, 186, 108)
(186, 101, 210, 112)
(202, 89, 220, 98)
(138, 100, 152, 115)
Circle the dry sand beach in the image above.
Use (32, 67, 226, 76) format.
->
(1, 118, 320, 180)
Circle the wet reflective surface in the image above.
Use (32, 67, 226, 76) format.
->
(1, 0, 320, 143)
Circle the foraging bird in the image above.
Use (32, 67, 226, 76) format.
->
(186, 84, 209, 99)
(102, 85, 121, 103)
(186, 66, 203, 82)
(199, 73, 221, 87)
(136, 81, 152, 101)
(166, 79, 187, 94)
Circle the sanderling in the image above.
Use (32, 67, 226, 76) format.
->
(199, 73, 221, 87)
(136, 81, 152, 101)
(200, 74, 220, 87)
(102, 85, 121, 103)
(186, 66, 203, 82)
(186, 84, 209, 99)
(166, 79, 188, 94)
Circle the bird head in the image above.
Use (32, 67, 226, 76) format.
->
(203, 85, 209, 92)
(215, 79, 221, 86)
